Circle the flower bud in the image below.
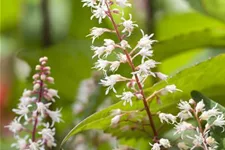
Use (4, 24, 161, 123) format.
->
(32, 74, 39, 80)
(33, 83, 40, 91)
(35, 65, 41, 70)
(111, 115, 120, 127)
(47, 77, 54, 84)
(40, 74, 46, 81)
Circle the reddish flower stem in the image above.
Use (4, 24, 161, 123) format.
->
(32, 80, 44, 142)
(105, 2, 158, 141)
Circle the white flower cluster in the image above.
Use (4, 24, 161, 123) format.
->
(5, 57, 62, 150)
(82, 0, 180, 106)
(158, 99, 225, 150)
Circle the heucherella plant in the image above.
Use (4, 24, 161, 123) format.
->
(158, 99, 225, 150)
(81, 0, 182, 149)
(5, 56, 62, 150)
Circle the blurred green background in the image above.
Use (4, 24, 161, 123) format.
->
(1, 0, 225, 149)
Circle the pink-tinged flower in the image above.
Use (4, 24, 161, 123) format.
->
(5, 118, 23, 134)
(12, 104, 32, 121)
(11, 136, 28, 150)
(36, 102, 51, 118)
(38, 123, 56, 148)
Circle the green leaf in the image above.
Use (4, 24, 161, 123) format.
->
(153, 13, 225, 61)
(186, 0, 225, 23)
(61, 54, 225, 146)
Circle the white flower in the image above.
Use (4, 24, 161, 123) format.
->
(91, 46, 106, 58)
(206, 136, 217, 147)
(38, 123, 56, 148)
(159, 138, 171, 148)
(19, 97, 34, 106)
(36, 102, 51, 118)
(137, 48, 153, 62)
(155, 72, 168, 81)
(40, 74, 46, 81)
(28, 139, 42, 150)
(22, 89, 32, 97)
(82, 0, 97, 8)
(100, 74, 128, 94)
(110, 61, 120, 72)
(133, 59, 159, 77)
(91, 4, 107, 24)
(87, 27, 109, 43)
(93, 59, 109, 71)
(111, 115, 120, 126)
(149, 143, 161, 150)
(116, 91, 134, 106)
(137, 30, 156, 50)
(47, 77, 54, 84)
(177, 111, 193, 121)
(161, 84, 182, 95)
(121, 14, 138, 36)
(46, 89, 60, 101)
(158, 113, 176, 124)
(5, 118, 23, 134)
(177, 142, 189, 150)
(103, 39, 116, 57)
(117, 53, 127, 63)
(46, 109, 62, 126)
(189, 98, 195, 105)
(174, 121, 195, 138)
(12, 104, 32, 121)
(111, 109, 121, 116)
(33, 83, 40, 91)
(120, 40, 131, 49)
(116, 0, 131, 7)
(212, 114, 225, 129)
(178, 100, 192, 112)
(195, 100, 205, 113)
(200, 104, 221, 120)
(11, 136, 28, 150)
(187, 129, 204, 150)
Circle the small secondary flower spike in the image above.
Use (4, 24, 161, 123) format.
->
(6, 57, 62, 150)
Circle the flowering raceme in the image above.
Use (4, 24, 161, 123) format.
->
(159, 99, 225, 150)
(82, 0, 181, 149)
(5, 57, 62, 150)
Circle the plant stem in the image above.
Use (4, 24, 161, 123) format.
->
(41, 0, 52, 47)
(32, 81, 44, 142)
(192, 109, 208, 150)
(105, 2, 158, 141)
